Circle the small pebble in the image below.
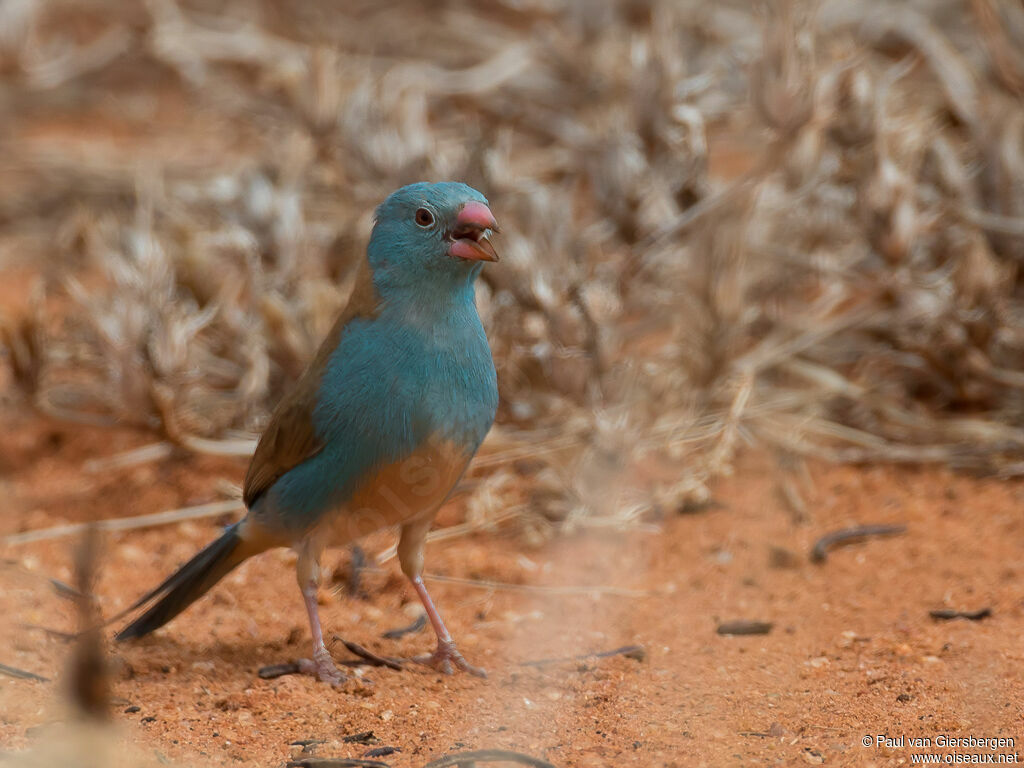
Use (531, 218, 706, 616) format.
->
(364, 746, 400, 757)
(342, 730, 375, 744)
(717, 620, 773, 636)
(768, 546, 801, 569)
(403, 603, 427, 619)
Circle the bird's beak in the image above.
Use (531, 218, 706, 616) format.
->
(448, 201, 500, 262)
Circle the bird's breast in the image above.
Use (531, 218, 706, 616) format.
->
(313, 437, 473, 547)
(374, 302, 497, 453)
(301, 302, 496, 516)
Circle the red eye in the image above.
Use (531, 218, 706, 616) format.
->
(415, 208, 434, 227)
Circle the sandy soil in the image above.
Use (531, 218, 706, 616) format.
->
(1, 410, 1021, 767)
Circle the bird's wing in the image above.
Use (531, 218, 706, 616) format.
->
(243, 263, 380, 508)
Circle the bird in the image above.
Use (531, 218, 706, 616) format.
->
(115, 182, 500, 684)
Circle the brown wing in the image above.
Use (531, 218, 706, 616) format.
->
(243, 262, 380, 508)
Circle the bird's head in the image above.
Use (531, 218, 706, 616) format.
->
(366, 182, 499, 301)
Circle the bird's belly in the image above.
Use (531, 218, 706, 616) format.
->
(313, 438, 472, 548)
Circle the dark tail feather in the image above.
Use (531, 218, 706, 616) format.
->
(115, 523, 245, 641)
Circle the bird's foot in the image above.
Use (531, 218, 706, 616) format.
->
(411, 639, 486, 678)
(297, 647, 347, 686)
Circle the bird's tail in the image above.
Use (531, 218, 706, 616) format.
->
(115, 522, 259, 641)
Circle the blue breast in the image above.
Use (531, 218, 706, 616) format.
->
(264, 293, 497, 531)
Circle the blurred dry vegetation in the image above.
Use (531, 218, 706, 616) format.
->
(2, 0, 1024, 538)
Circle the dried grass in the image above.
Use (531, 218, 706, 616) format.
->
(2, 0, 1024, 536)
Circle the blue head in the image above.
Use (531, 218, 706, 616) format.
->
(366, 182, 499, 305)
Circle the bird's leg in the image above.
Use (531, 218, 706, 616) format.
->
(294, 547, 346, 686)
(297, 580, 346, 685)
(409, 574, 486, 677)
(398, 518, 486, 678)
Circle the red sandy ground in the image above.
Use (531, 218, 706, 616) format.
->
(0, 409, 1022, 767)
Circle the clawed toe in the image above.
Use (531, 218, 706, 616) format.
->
(298, 648, 348, 686)
(412, 640, 486, 678)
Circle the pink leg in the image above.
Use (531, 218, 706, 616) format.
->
(295, 572, 346, 686)
(409, 575, 486, 678)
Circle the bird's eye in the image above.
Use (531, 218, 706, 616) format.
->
(414, 208, 434, 227)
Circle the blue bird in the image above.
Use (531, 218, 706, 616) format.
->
(117, 182, 500, 683)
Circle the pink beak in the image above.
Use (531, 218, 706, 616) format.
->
(448, 201, 499, 262)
